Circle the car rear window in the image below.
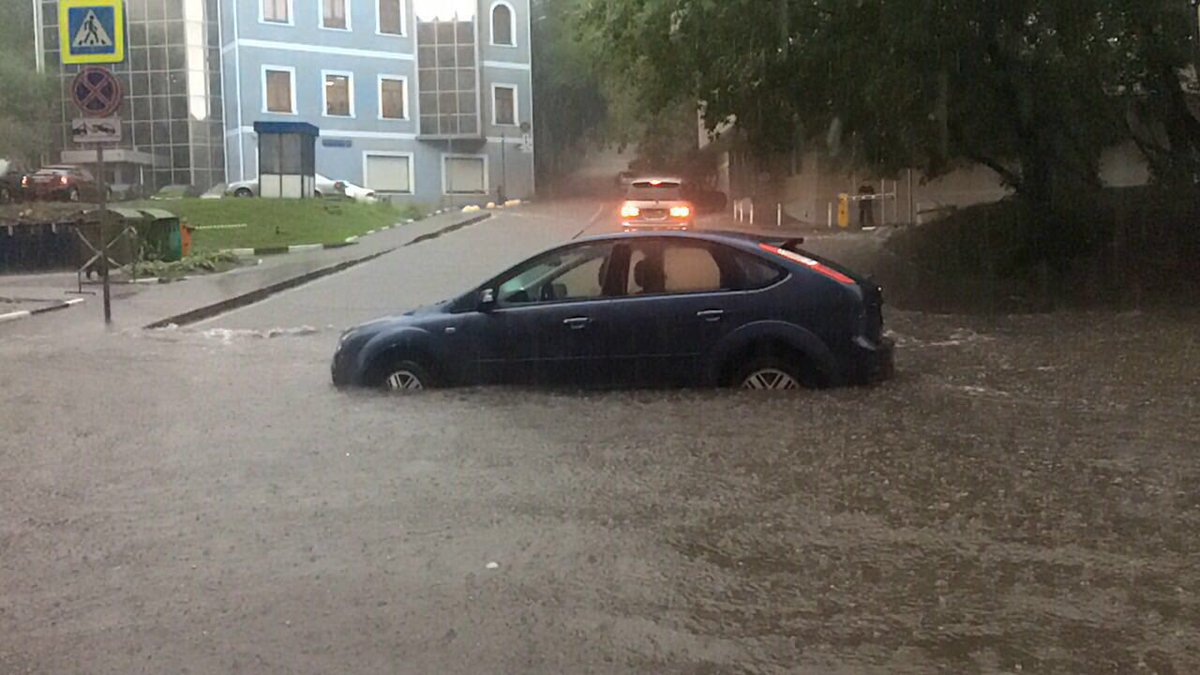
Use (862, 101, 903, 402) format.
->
(626, 181, 683, 200)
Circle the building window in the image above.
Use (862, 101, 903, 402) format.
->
(324, 72, 354, 117)
(492, 85, 517, 126)
(264, 67, 295, 114)
(262, 0, 291, 24)
(323, 0, 349, 30)
(379, 76, 408, 120)
(444, 156, 487, 195)
(491, 1, 515, 46)
(378, 0, 405, 35)
(365, 153, 413, 193)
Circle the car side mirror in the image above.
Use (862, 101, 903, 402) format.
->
(478, 288, 496, 311)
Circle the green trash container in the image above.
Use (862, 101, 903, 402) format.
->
(138, 208, 183, 262)
(76, 207, 148, 268)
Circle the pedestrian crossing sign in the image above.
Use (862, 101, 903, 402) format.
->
(59, 0, 125, 65)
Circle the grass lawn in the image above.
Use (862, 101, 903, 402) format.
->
(130, 198, 424, 252)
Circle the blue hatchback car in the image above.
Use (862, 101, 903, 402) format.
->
(332, 231, 894, 391)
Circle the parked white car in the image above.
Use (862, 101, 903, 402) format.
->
(224, 174, 377, 202)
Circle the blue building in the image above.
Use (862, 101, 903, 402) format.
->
(34, 0, 535, 205)
(221, 0, 534, 205)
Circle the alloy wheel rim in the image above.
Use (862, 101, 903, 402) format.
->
(742, 368, 800, 390)
(385, 370, 424, 391)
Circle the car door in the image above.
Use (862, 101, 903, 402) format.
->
(473, 241, 620, 387)
(605, 239, 767, 386)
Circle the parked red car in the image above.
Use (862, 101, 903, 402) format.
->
(24, 165, 108, 202)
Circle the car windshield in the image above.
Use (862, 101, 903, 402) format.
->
(626, 182, 683, 200)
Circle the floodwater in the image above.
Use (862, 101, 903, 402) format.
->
(1, 306, 1197, 673)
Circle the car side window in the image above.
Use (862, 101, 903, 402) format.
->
(626, 241, 729, 295)
(729, 249, 785, 289)
(497, 243, 614, 305)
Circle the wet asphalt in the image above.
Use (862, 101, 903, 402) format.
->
(1, 201, 1198, 674)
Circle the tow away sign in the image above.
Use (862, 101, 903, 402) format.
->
(60, 0, 125, 65)
(72, 117, 122, 144)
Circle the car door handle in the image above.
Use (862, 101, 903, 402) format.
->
(697, 309, 725, 322)
(563, 317, 592, 330)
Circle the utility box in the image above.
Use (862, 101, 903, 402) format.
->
(138, 208, 183, 262)
(253, 121, 319, 199)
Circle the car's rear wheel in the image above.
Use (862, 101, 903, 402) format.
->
(0, 187, 10, 204)
(380, 360, 433, 392)
(67, 187, 80, 202)
(234, 187, 253, 198)
(732, 355, 809, 391)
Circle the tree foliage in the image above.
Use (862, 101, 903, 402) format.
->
(0, 1, 55, 164)
(580, 0, 1200, 209)
(531, 0, 608, 185)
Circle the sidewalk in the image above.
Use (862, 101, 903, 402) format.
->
(0, 210, 490, 332)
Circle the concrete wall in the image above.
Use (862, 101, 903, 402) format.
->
(751, 142, 1154, 227)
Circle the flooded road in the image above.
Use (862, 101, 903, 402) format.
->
(3, 303, 1197, 673)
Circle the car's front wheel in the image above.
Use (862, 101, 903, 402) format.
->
(0, 186, 10, 204)
(732, 356, 806, 391)
(67, 187, 80, 202)
(380, 360, 434, 392)
(234, 187, 254, 198)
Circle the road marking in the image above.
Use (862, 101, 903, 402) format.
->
(0, 310, 33, 323)
(572, 204, 609, 240)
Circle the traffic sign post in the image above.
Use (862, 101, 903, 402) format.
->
(69, 62, 125, 324)
(59, 0, 125, 65)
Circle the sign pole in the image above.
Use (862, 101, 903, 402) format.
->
(98, 143, 111, 324)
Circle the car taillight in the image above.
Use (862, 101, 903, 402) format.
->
(758, 243, 856, 285)
(60, 176, 69, 185)
(21, 176, 30, 187)
(669, 205, 691, 218)
(620, 203, 640, 218)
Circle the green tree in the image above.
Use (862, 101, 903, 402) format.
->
(531, 0, 608, 187)
(581, 0, 1200, 252)
(0, 0, 55, 165)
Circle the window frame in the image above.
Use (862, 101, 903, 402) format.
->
(491, 242, 618, 308)
(321, 0, 352, 31)
(441, 153, 489, 196)
(377, 74, 409, 120)
(260, 0, 295, 25)
(322, 70, 356, 118)
(261, 65, 297, 115)
(491, 83, 518, 127)
(362, 151, 415, 194)
(613, 239, 783, 298)
(376, 0, 406, 36)
(489, 0, 517, 47)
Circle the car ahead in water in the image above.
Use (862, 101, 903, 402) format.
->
(619, 178, 695, 230)
(332, 231, 894, 392)
(24, 165, 106, 202)
(225, 173, 377, 202)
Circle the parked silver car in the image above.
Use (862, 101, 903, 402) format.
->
(224, 173, 377, 202)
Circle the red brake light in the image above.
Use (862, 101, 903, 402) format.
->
(758, 243, 856, 285)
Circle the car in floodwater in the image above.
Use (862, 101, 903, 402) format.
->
(332, 231, 894, 392)
(619, 177, 695, 230)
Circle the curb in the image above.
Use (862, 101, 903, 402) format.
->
(228, 242, 356, 258)
(144, 212, 494, 329)
(0, 297, 86, 324)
